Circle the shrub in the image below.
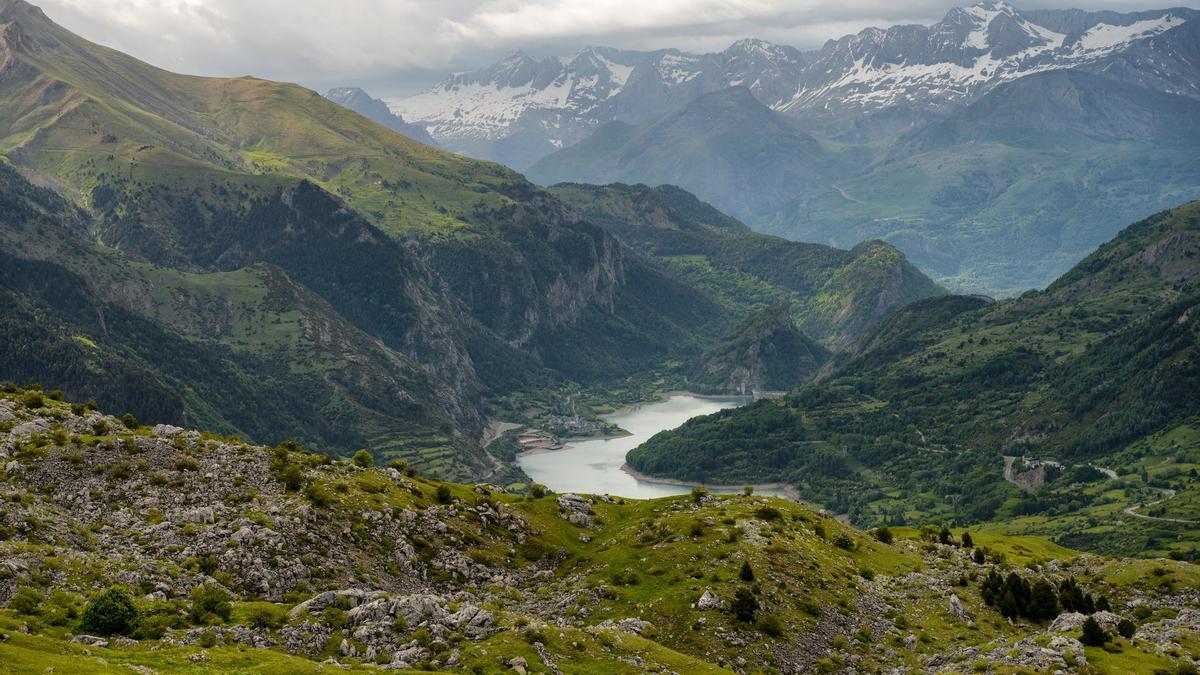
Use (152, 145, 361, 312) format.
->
(1080, 616, 1108, 646)
(872, 527, 894, 545)
(691, 486, 707, 503)
(530, 483, 547, 499)
(246, 603, 288, 630)
(276, 463, 305, 492)
(189, 585, 232, 625)
(755, 506, 783, 521)
(22, 392, 44, 409)
(435, 485, 452, 504)
(758, 613, 784, 637)
(133, 613, 177, 640)
(1116, 618, 1136, 639)
(80, 587, 139, 636)
(305, 482, 333, 507)
(47, 389, 64, 401)
(973, 549, 986, 564)
(743, 486, 754, 496)
(323, 607, 348, 629)
(122, 413, 138, 429)
(732, 587, 759, 622)
(739, 561, 755, 582)
(9, 587, 43, 615)
(198, 630, 218, 648)
(832, 533, 856, 550)
(961, 532, 974, 548)
(352, 449, 373, 468)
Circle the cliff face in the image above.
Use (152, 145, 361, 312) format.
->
(692, 306, 830, 394)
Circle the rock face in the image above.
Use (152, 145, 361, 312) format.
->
(691, 306, 830, 394)
(555, 493, 594, 527)
(695, 590, 725, 611)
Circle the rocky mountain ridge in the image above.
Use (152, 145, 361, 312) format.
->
(386, 2, 1198, 165)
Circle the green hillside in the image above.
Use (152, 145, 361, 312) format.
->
(0, 162, 505, 479)
(547, 183, 944, 348)
(1, 392, 1197, 673)
(629, 202, 1200, 557)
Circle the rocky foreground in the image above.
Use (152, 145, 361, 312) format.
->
(0, 389, 1198, 673)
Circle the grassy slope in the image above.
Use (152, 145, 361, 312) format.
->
(1, 393, 1196, 673)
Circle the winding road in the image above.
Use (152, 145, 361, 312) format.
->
(1122, 488, 1200, 525)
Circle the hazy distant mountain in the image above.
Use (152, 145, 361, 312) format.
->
(389, 41, 808, 169)
(780, 70, 1200, 294)
(391, 2, 1198, 167)
(529, 87, 830, 225)
(325, 87, 437, 146)
(521, 4, 1200, 295)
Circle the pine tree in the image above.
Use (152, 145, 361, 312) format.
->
(739, 561, 755, 582)
(1029, 580, 1059, 621)
(732, 587, 759, 622)
(961, 532, 973, 548)
(1081, 616, 1108, 646)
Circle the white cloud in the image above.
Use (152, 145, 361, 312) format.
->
(33, 0, 1184, 93)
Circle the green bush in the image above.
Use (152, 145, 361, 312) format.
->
(1081, 616, 1108, 646)
(435, 485, 452, 504)
(1116, 618, 1136, 639)
(9, 587, 43, 615)
(754, 506, 782, 521)
(246, 603, 288, 630)
(352, 449, 373, 468)
(277, 463, 305, 492)
(872, 527, 894, 545)
(189, 585, 232, 625)
(22, 392, 44, 409)
(530, 483, 548, 499)
(122, 413, 138, 429)
(305, 482, 333, 507)
(758, 613, 784, 637)
(322, 607, 348, 629)
(80, 587, 139, 636)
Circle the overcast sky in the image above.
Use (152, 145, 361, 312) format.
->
(36, 0, 1189, 96)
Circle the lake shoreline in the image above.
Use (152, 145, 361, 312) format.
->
(517, 392, 787, 500)
(619, 463, 801, 502)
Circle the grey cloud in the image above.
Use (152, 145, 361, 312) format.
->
(36, 0, 1189, 94)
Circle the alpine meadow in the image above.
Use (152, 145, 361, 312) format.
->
(0, 0, 1198, 673)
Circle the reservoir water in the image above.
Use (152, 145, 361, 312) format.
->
(517, 394, 789, 500)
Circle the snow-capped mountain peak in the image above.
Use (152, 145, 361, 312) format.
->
(385, 3, 1197, 167)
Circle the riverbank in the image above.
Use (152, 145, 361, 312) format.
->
(620, 463, 801, 502)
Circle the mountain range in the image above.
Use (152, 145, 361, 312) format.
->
(378, 2, 1200, 295)
(389, 2, 1198, 163)
(0, 0, 936, 478)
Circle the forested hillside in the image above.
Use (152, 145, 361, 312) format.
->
(629, 203, 1200, 556)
